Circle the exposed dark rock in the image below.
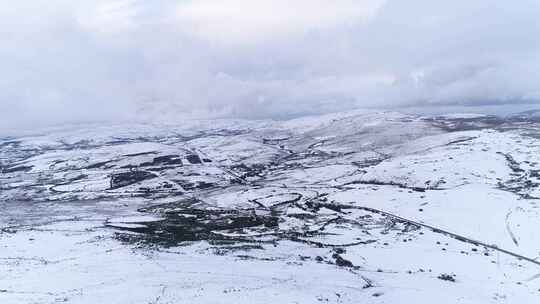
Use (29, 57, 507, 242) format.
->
(86, 161, 113, 169)
(123, 151, 157, 157)
(262, 138, 289, 145)
(186, 154, 202, 164)
(332, 253, 354, 267)
(141, 155, 183, 167)
(437, 274, 456, 282)
(110, 170, 157, 189)
(231, 163, 268, 179)
(1, 165, 33, 173)
(174, 180, 215, 191)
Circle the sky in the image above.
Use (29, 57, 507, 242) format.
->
(2, 0, 540, 131)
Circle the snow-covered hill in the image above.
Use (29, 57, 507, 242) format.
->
(1, 111, 540, 303)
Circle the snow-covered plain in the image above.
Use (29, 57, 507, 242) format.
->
(1, 111, 540, 303)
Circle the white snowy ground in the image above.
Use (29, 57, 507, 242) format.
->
(1, 111, 540, 303)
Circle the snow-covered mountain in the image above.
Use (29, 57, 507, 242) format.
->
(2, 110, 540, 303)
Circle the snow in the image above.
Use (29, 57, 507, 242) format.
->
(2, 111, 540, 303)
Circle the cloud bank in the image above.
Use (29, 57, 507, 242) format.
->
(2, 0, 540, 130)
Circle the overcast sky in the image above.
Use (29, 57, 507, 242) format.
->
(2, 0, 540, 131)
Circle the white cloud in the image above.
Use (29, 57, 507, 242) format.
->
(76, 0, 143, 34)
(175, 0, 385, 44)
(1, 0, 540, 132)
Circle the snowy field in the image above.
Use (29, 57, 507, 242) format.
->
(2, 110, 540, 303)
